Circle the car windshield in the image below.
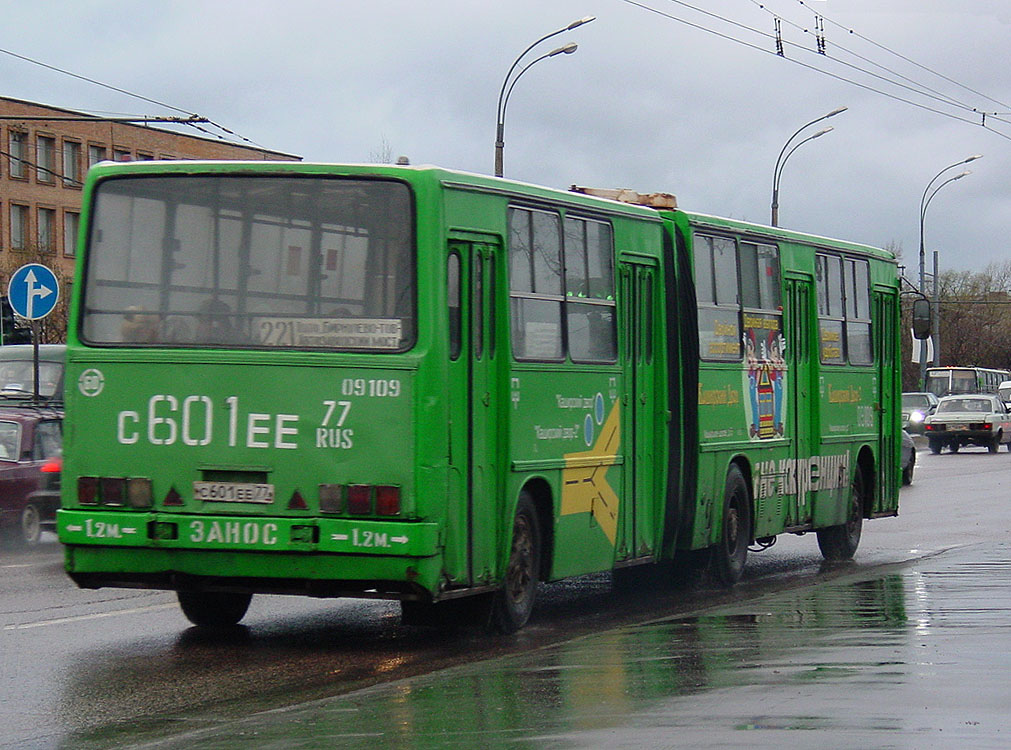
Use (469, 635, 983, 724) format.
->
(902, 394, 931, 409)
(937, 398, 992, 414)
(0, 421, 19, 460)
(0, 360, 63, 398)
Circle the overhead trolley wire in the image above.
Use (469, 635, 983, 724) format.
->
(0, 45, 265, 148)
(619, 0, 1011, 143)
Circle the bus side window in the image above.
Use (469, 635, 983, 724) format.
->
(448, 253, 461, 361)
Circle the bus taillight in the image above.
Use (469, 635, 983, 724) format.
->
(376, 485, 401, 516)
(100, 478, 126, 505)
(128, 478, 153, 508)
(78, 476, 99, 504)
(347, 485, 372, 515)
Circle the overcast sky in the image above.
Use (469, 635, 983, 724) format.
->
(5, 1, 1009, 278)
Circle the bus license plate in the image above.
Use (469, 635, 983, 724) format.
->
(193, 482, 275, 504)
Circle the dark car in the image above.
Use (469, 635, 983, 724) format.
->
(0, 344, 65, 546)
(901, 429, 915, 485)
(0, 406, 64, 545)
(902, 391, 939, 435)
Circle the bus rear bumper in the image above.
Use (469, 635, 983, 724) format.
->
(58, 508, 444, 598)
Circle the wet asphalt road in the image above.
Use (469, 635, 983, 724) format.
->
(3, 441, 1010, 748)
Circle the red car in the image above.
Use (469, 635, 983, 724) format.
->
(0, 407, 63, 546)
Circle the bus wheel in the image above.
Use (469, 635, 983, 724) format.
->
(490, 493, 541, 633)
(817, 465, 864, 561)
(177, 591, 252, 627)
(19, 503, 42, 547)
(712, 465, 750, 586)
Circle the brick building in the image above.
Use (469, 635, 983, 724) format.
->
(0, 95, 298, 282)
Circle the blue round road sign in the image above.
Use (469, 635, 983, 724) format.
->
(7, 263, 60, 320)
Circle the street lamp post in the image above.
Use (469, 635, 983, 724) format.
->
(917, 155, 981, 387)
(770, 107, 847, 226)
(494, 16, 595, 178)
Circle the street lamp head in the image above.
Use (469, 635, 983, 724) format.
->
(963, 154, 983, 164)
(810, 127, 833, 139)
(568, 16, 596, 30)
(826, 106, 848, 118)
(550, 42, 578, 56)
(953, 170, 970, 180)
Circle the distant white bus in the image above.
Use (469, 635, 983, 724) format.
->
(925, 366, 1011, 397)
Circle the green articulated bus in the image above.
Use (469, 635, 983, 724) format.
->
(57, 162, 901, 632)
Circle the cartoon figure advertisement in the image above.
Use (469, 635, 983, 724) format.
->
(743, 315, 787, 440)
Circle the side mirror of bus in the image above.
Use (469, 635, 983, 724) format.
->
(911, 298, 932, 340)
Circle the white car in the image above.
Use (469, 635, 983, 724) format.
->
(924, 394, 1011, 454)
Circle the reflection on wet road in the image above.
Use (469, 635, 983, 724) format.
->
(68, 542, 1009, 749)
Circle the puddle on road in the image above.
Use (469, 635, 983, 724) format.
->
(67, 546, 1011, 749)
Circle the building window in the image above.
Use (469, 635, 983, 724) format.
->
(88, 144, 107, 168)
(36, 136, 56, 183)
(136, 151, 153, 160)
(38, 208, 56, 252)
(113, 148, 131, 162)
(10, 204, 29, 249)
(8, 131, 26, 179)
(63, 140, 83, 187)
(64, 211, 80, 256)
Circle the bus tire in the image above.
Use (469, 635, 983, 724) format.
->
(817, 464, 864, 561)
(177, 591, 252, 627)
(712, 465, 750, 587)
(489, 492, 541, 633)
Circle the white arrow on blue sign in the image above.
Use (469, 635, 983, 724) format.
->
(7, 263, 60, 320)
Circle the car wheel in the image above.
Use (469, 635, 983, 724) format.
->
(929, 439, 942, 454)
(990, 434, 1001, 454)
(902, 453, 915, 485)
(950, 442, 960, 453)
(20, 503, 42, 547)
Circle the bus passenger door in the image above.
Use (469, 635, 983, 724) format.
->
(786, 275, 815, 527)
(618, 259, 659, 561)
(875, 290, 899, 513)
(446, 240, 500, 587)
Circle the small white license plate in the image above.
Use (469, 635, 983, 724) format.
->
(193, 482, 275, 504)
(951, 424, 969, 431)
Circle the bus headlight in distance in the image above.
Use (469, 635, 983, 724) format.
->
(128, 478, 153, 508)
(376, 485, 401, 516)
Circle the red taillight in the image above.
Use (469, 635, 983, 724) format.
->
(376, 485, 401, 516)
(78, 476, 99, 504)
(41, 457, 62, 473)
(347, 484, 371, 514)
(101, 478, 126, 505)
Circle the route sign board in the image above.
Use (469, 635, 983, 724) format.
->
(7, 263, 60, 320)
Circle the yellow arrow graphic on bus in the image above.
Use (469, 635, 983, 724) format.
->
(560, 400, 621, 546)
